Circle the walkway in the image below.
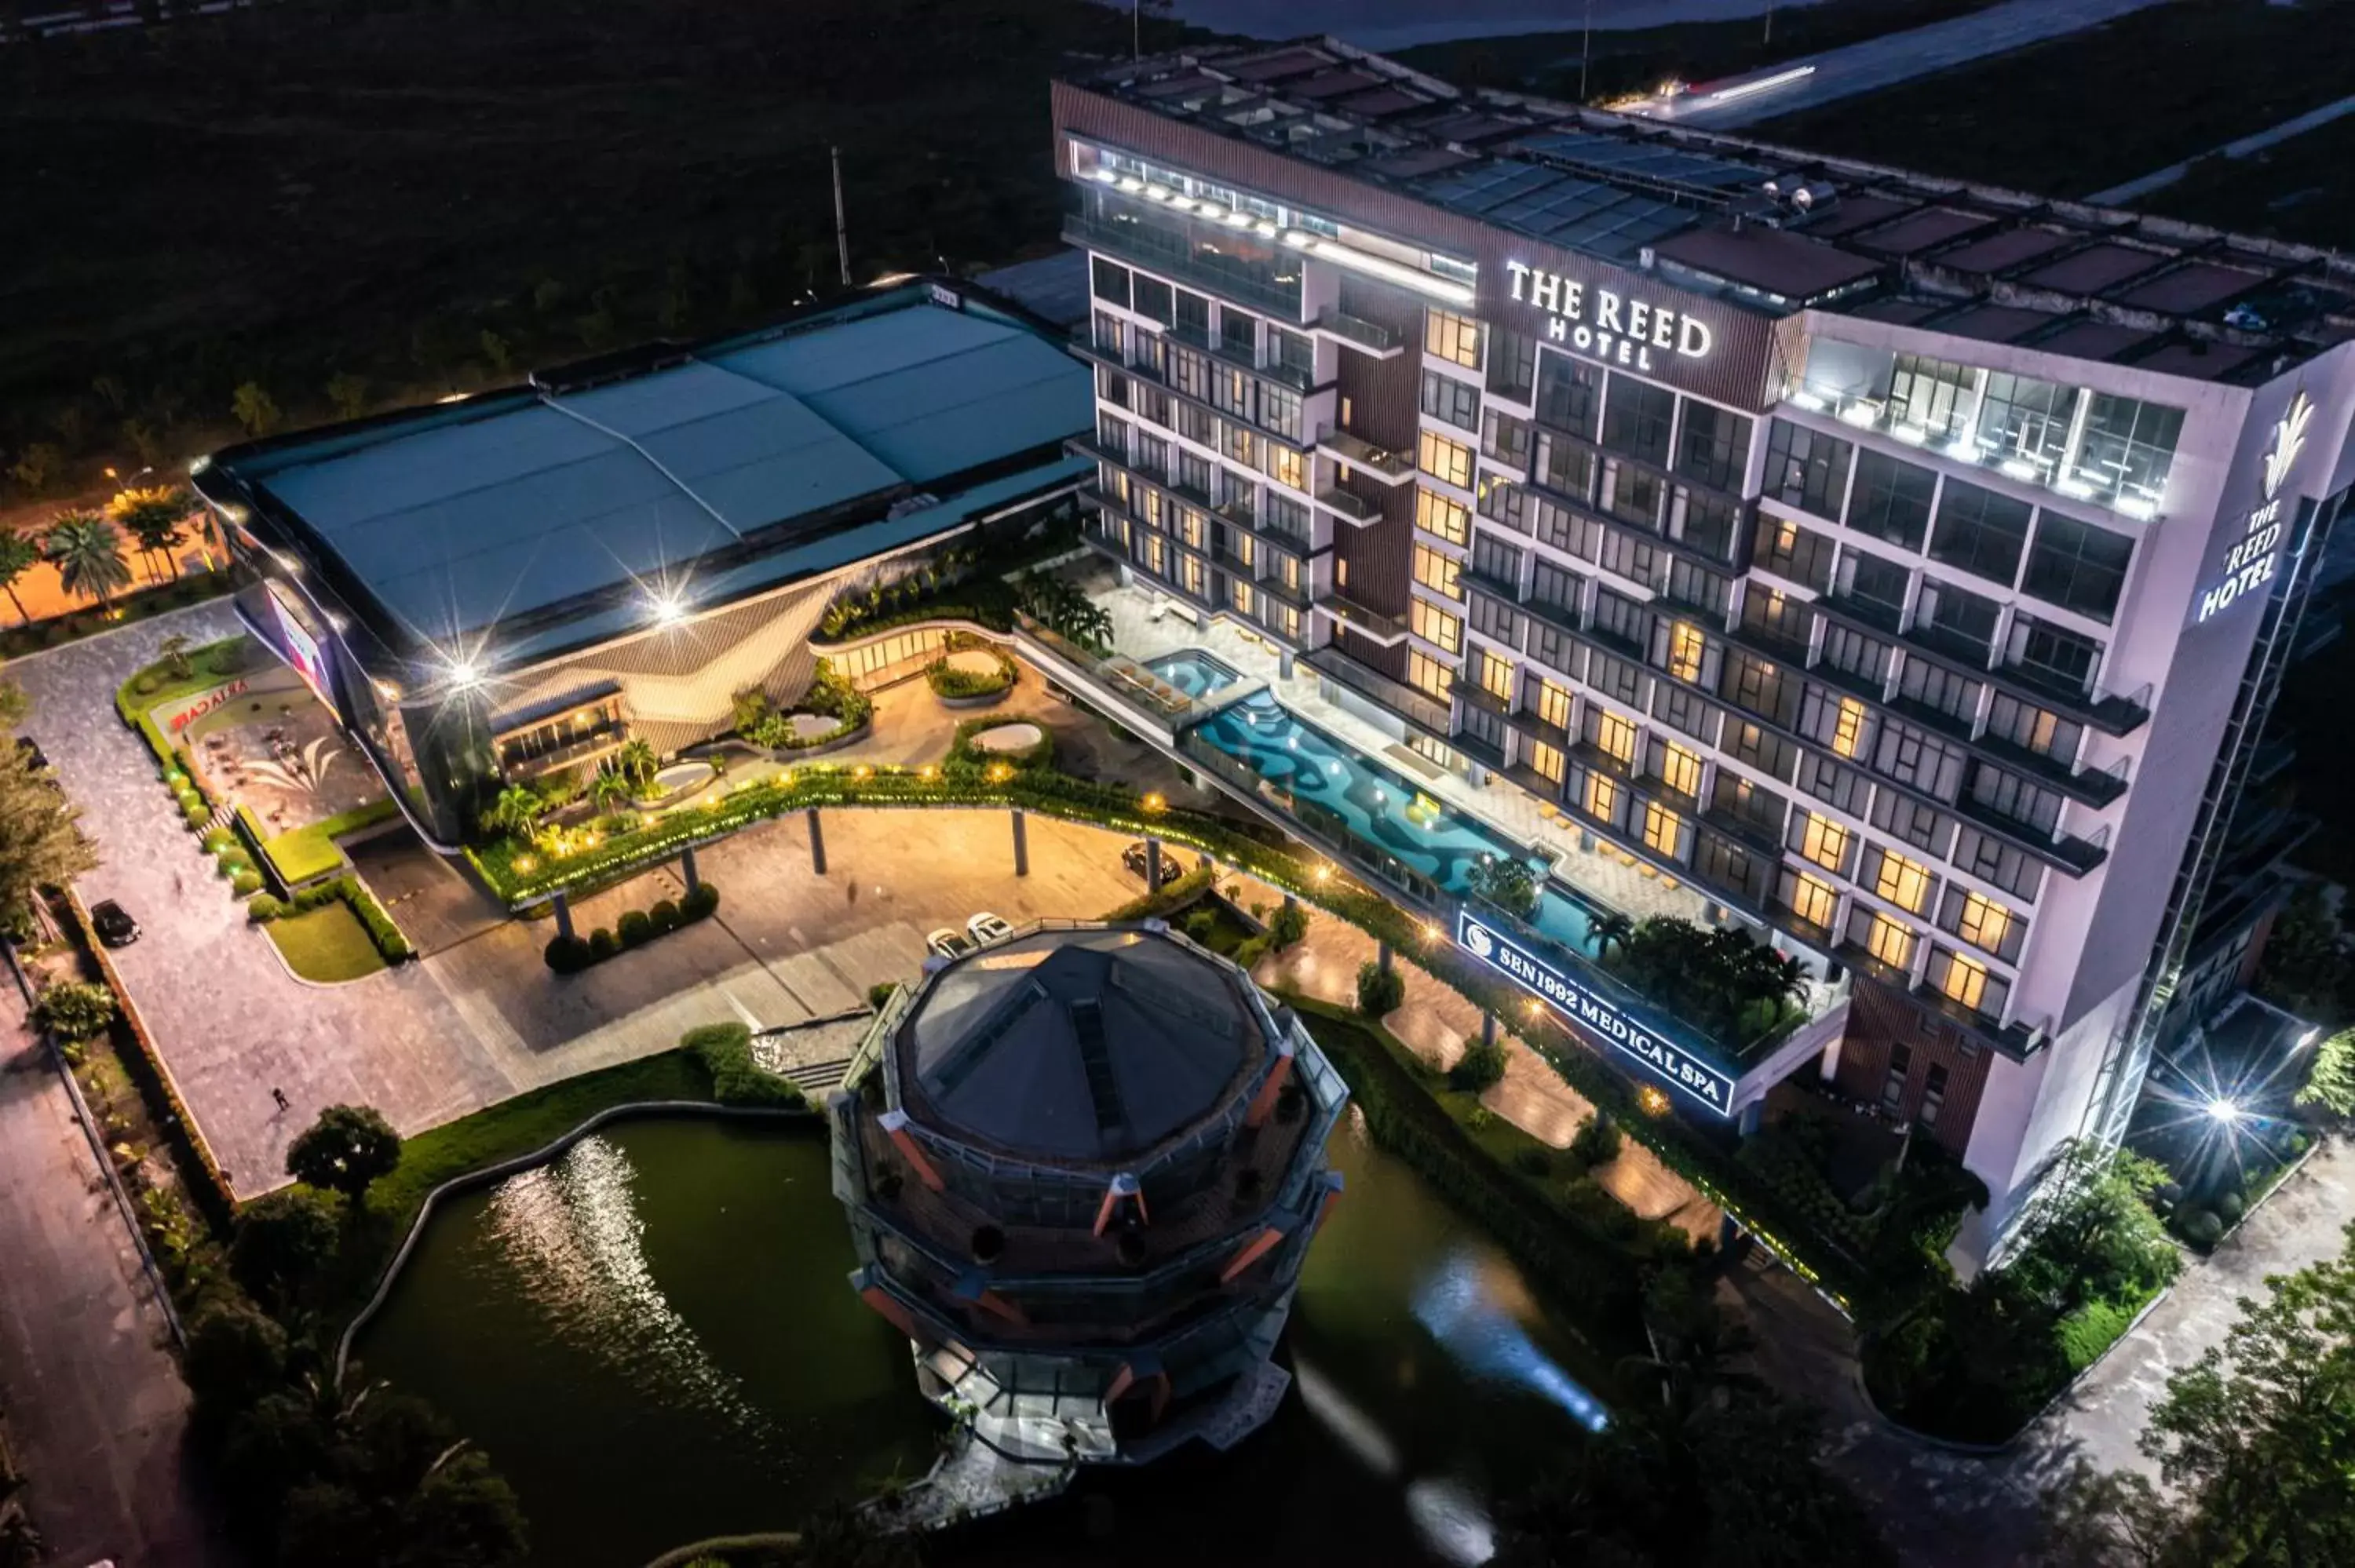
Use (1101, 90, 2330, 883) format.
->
(2090, 91, 2355, 204)
(1727, 1135, 2355, 1567)
(0, 998, 228, 1566)
(1244, 891, 1722, 1239)
(1631, 0, 2171, 129)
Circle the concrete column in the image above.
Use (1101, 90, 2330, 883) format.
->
(1737, 1099, 1764, 1138)
(1376, 941, 1393, 975)
(681, 844, 701, 897)
(1481, 1010, 1496, 1047)
(550, 888, 575, 942)
(807, 807, 827, 875)
(1817, 1027, 1845, 1083)
(1280, 648, 1295, 680)
(1146, 836, 1162, 890)
(1011, 808, 1029, 877)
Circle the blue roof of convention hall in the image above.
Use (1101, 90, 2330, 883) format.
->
(203, 284, 1091, 649)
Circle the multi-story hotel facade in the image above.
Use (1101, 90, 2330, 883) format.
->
(1053, 39, 2355, 1263)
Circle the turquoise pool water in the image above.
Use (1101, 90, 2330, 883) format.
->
(1144, 648, 1244, 700)
(1186, 690, 1599, 957)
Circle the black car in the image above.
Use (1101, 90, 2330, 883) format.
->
(89, 900, 140, 948)
(15, 735, 46, 773)
(1121, 840, 1198, 889)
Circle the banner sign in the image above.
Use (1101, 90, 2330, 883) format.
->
(163, 679, 250, 734)
(1455, 909, 1736, 1116)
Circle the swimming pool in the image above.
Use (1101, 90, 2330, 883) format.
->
(1145, 648, 1246, 702)
(1185, 690, 1598, 957)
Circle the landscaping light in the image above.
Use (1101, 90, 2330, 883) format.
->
(513, 855, 537, 873)
(1313, 863, 1331, 883)
(1142, 792, 1166, 813)
(781, 770, 795, 786)
(918, 764, 937, 781)
(2206, 1097, 2244, 1125)
(1422, 923, 1442, 944)
(1637, 1085, 1670, 1118)
(853, 765, 872, 780)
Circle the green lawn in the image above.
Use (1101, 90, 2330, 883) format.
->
(256, 798, 401, 884)
(1749, 0, 2355, 206)
(265, 901, 388, 983)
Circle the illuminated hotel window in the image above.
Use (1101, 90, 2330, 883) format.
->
(1535, 679, 1572, 731)
(1956, 892, 2014, 955)
(1416, 487, 1471, 545)
(1145, 535, 1166, 576)
(1667, 622, 1706, 682)
(1268, 445, 1305, 493)
(1831, 696, 1868, 759)
(1865, 911, 1917, 971)
(1413, 543, 1463, 601)
(1412, 599, 1463, 655)
(1656, 742, 1700, 800)
(1788, 871, 1838, 932)
(1799, 812, 1851, 873)
(1940, 950, 1991, 1012)
(1408, 649, 1455, 701)
(1641, 800, 1682, 858)
(1425, 308, 1483, 370)
(1232, 579, 1254, 616)
(1180, 555, 1204, 598)
(1584, 770, 1621, 822)
(1480, 650, 1514, 700)
(1873, 848, 1934, 914)
(1594, 709, 1638, 764)
(1528, 741, 1566, 784)
(1418, 432, 1475, 490)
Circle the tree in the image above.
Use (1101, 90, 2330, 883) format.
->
(2254, 881, 2346, 1023)
(1467, 853, 1539, 918)
(286, 1104, 402, 1205)
(612, 737, 659, 789)
(1356, 958, 1404, 1017)
(480, 785, 546, 839)
(1590, 910, 1634, 963)
(31, 979, 115, 1041)
(228, 1187, 342, 1312)
(232, 381, 282, 439)
(589, 767, 634, 816)
(182, 1297, 290, 1428)
(45, 512, 133, 611)
(111, 486, 190, 579)
(8, 443, 63, 497)
(2005, 1140, 2180, 1311)
(0, 533, 39, 625)
(157, 632, 194, 680)
(2295, 1025, 2355, 1122)
(2041, 1222, 2355, 1568)
(0, 725, 97, 925)
(1449, 1034, 1508, 1092)
(326, 373, 370, 421)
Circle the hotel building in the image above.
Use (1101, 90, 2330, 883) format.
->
(1051, 39, 2355, 1261)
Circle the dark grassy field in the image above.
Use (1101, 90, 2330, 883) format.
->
(2146, 110, 2355, 253)
(1747, 0, 2355, 205)
(0, 0, 1175, 487)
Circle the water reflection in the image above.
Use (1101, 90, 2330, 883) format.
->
(483, 1136, 780, 1455)
(1411, 1251, 1612, 1433)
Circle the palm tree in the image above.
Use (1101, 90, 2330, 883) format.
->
(0, 533, 38, 625)
(109, 486, 189, 580)
(590, 767, 635, 818)
(46, 512, 133, 613)
(613, 737, 659, 791)
(157, 632, 193, 679)
(482, 785, 546, 839)
(1590, 910, 1634, 964)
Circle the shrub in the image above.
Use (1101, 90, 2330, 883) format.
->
(1448, 1035, 1508, 1092)
(174, 786, 203, 811)
(648, 899, 681, 935)
(588, 928, 619, 960)
(1269, 900, 1309, 950)
(182, 800, 210, 830)
(617, 909, 654, 947)
(1572, 1113, 1624, 1169)
(2214, 1189, 2245, 1224)
(2057, 1297, 2138, 1373)
(926, 649, 1016, 700)
(1182, 907, 1218, 943)
(1356, 960, 1405, 1018)
(683, 1021, 804, 1108)
(248, 895, 285, 923)
(1514, 1147, 1553, 1178)
(33, 979, 118, 1041)
(201, 826, 235, 852)
(215, 849, 253, 877)
(544, 934, 592, 973)
(230, 869, 262, 896)
(2178, 1208, 2222, 1246)
(681, 882, 721, 921)
(867, 981, 898, 1010)
(1232, 933, 1272, 972)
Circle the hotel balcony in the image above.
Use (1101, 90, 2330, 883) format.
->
(1302, 644, 1454, 739)
(1315, 484, 1382, 525)
(1311, 308, 1404, 358)
(1314, 425, 1417, 486)
(1313, 588, 1409, 647)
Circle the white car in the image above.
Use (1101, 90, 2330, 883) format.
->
(967, 912, 1014, 946)
(926, 927, 975, 961)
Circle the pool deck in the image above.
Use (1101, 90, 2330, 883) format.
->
(1094, 582, 1719, 932)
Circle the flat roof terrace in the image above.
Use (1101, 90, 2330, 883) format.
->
(198, 286, 1093, 656)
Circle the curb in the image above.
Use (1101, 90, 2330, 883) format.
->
(333, 1099, 819, 1378)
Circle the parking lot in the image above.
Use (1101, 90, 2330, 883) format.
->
(9, 607, 1166, 1196)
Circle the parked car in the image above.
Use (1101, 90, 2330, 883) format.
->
(966, 911, 1014, 946)
(89, 900, 140, 948)
(15, 735, 46, 772)
(925, 927, 975, 961)
(1121, 840, 1199, 888)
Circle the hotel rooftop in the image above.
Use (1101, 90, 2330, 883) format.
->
(1079, 37, 2355, 383)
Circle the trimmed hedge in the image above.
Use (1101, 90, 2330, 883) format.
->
(545, 882, 719, 972)
(246, 874, 412, 963)
(682, 1022, 804, 1108)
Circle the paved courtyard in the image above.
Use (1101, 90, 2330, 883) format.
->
(6, 607, 1174, 1197)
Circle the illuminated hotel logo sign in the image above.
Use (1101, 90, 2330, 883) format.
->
(1455, 909, 1736, 1115)
(1502, 260, 1714, 370)
(2197, 392, 2316, 624)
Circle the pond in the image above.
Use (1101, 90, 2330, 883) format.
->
(356, 1112, 1615, 1567)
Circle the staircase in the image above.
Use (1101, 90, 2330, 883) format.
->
(778, 1056, 853, 1096)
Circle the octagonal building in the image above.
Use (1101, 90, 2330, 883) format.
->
(827, 920, 1346, 1465)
